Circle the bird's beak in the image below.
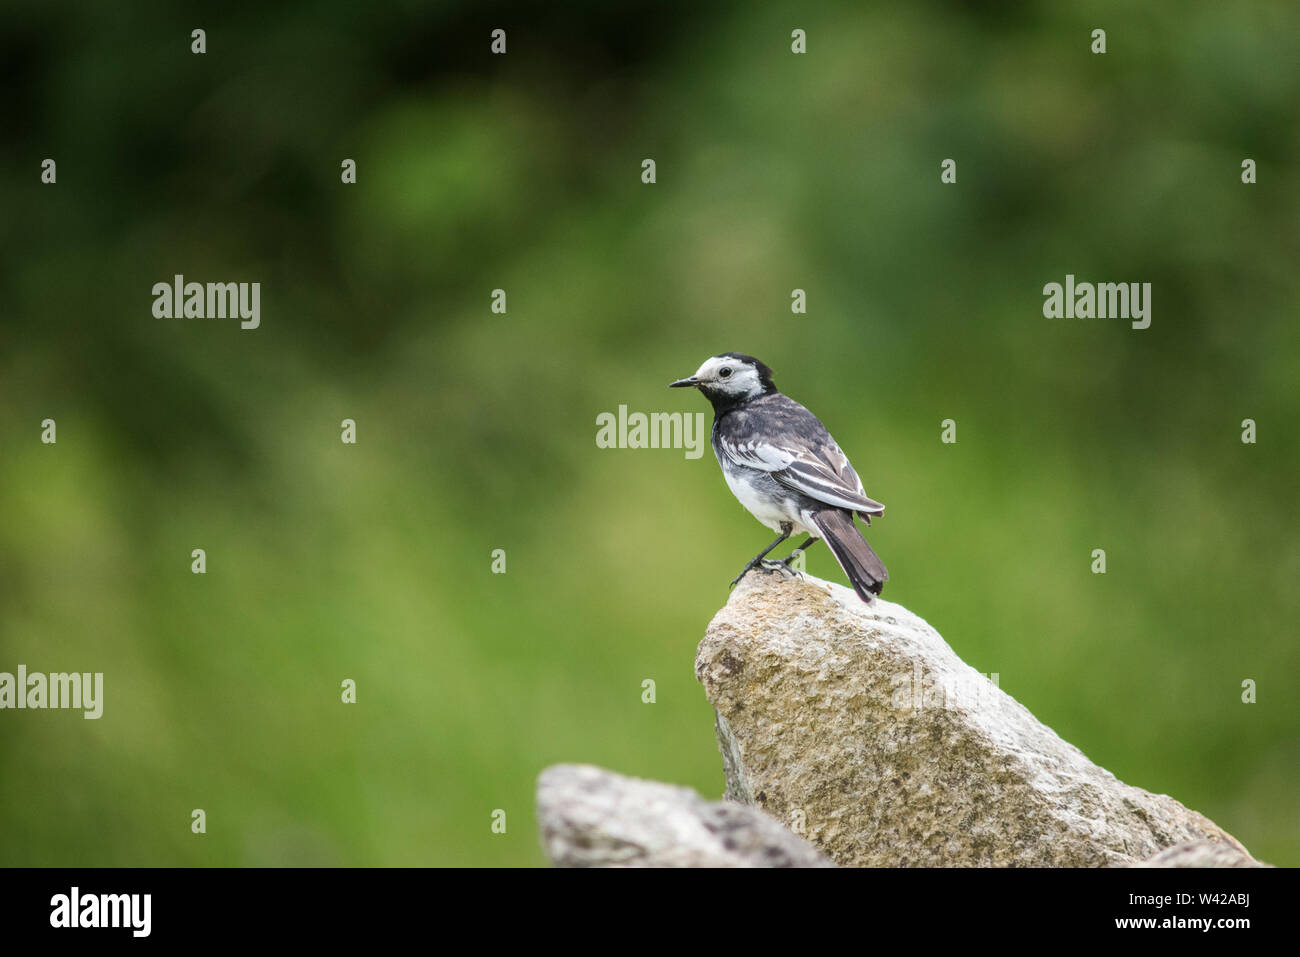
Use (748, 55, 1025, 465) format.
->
(669, 376, 699, 388)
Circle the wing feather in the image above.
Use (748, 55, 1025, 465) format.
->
(716, 396, 884, 514)
(774, 458, 884, 513)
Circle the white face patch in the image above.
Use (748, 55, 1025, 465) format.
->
(693, 355, 764, 399)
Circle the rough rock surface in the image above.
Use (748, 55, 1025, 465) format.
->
(695, 567, 1256, 867)
(536, 763, 833, 867)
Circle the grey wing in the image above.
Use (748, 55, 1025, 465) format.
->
(773, 449, 885, 515)
(718, 398, 885, 514)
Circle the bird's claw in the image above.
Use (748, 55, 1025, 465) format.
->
(730, 559, 796, 589)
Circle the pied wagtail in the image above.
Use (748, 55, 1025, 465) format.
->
(670, 353, 888, 603)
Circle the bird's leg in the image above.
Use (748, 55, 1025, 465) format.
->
(730, 524, 792, 588)
(780, 536, 820, 566)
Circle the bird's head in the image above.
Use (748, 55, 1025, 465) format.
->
(669, 353, 775, 402)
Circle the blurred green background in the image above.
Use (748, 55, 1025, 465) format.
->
(2, 0, 1297, 866)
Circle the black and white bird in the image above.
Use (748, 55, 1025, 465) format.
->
(670, 353, 888, 603)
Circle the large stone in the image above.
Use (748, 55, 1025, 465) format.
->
(536, 763, 833, 867)
(694, 567, 1257, 867)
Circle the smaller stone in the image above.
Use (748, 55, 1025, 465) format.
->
(1130, 840, 1269, 868)
(537, 764, 833, 867)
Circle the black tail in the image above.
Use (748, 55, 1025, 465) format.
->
(811, 508, 888, 603)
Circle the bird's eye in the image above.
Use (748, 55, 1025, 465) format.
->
(719, 367, 732, 379)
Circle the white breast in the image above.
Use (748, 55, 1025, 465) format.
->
(721, 464, 810, 534)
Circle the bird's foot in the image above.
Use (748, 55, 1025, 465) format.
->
(728, 564, 756, 589)
(729, 559, 796, 589)
(776, 555, 808, 583)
